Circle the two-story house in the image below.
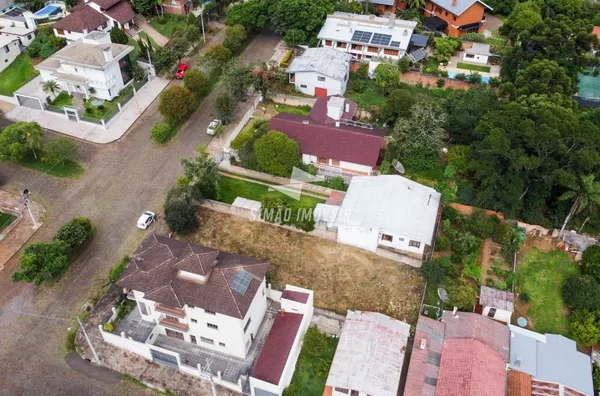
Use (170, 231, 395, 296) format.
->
(0, 35, 19, 72)
(52, 0, 135, 41)
(318, 12, 417, 62)
(35, 31, 134, 100)
(161, 0, 192, 15)
(358, 0, 407, 14)
(287, 47, 352, 97)
(422, 0, 492, 37)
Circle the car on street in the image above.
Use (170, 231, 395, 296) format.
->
(137, 211, 156, 230)
(207, 119, 222, 135)
(175, 64, 188, 79)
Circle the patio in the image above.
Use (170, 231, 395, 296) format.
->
(114, 307, 155, 343)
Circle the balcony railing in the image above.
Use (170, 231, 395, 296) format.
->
(159, 316, 189, 332)
(155, 304, 186, 318)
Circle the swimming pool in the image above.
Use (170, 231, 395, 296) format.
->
(33, 4, 61, 18)
(447, 71, 491, 84)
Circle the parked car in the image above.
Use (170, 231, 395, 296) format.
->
(206, 119, 222, 135)
(175, 64, 188, 79)
(137, 211, 156, 230)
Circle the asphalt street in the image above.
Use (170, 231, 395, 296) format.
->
(0, 32, 281, 396)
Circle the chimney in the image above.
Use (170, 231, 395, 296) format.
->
(420, 338, 427, 350)
(103, 46, 113, 62)
(335, 120, 340, 127)
(388, 14, 396, 27)
(345, 102, 350, 113)
(452, 0, 456, 5)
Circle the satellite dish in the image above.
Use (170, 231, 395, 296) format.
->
(437, 287, 450, 303)
(392, 159, 405, 174)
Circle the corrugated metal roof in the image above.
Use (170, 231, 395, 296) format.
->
(287, 47, 352, 81)
(479, 286, 515, 311)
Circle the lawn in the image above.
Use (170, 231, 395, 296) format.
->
(50, 91, 73, 108)
(0, 212, 16, 231)
(0, 54, 38, 96)
(403, 161, 446, 187)
(516, 248, 579, 335)
(185, 209, 423, 321)
(345, 79, 387, 109)
(149, 15, 188, 39)
(83, 85, 133, 120)
(272, 103, 311, 116)
(16, 151, 84, 178)
(457, 62, 491, 73)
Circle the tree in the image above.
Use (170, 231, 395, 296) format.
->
(11, 241, 70, 285)
(109, 26, 129, 44)
(54, 217, 93, 251)
(180, 147, 220, 201)
(152, 46, 178, 73)
(583, 245, 600, 282)
(381, 88, 415, 124)
(43, 80, 60, 100)
(420, 260, 445, 285)
(222, 61, 253, 101)
(198, 45, 232, 75)
(183, 69, 208, 96)
(150, 122, 172, 143)
(398, 57, 411, 74)
(164, 199, 199, 234)
(569, 309, 600, 346)
(406, 0, 426, 9)
(563, 275, 600, 310)
(558, 175, 600, 237)
(373, 63, 399, 95)
(226, 0, 269, 32)
(270, 0, 333, 44)
(501, 1, 543, 40)
(187, 12, 196, 25)
(41, 137, 78, 165)
(223, 24, 247, 54)
(214, 92, 237, 124)
(283, 29, 307, 47)
(249, 62, 286, 100)
(0, 121, 44, 161)
(131, 0, 154, 15)
(183, 25, 201, 44)
(253, 131, 300, 177)
(449, 283, 477, 311)
(510, 59, 573, 99)
(434, 37, 459, 62)
(445, 85, 499, 144)
(169, 36, 189, 61)
(158, 86, 196, 120)
(260, 195, 287, 223)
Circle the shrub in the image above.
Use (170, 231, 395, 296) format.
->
(563, 275, 600, 310)
(260, 195, 287, 223)
(103, 323, 114, 332)
(593, 363, 600, 392)
(420, 260, 445, 285)
(583, 245, 600, 282)
(109, 255, 130, 284)
(436, 78, 445, 88)
(156, 16, 167, 24)
(569, 309, 600, 346)
(435, 235, 450, 251)
(159, 86, 196, 120)
(436, 256, 459, 278)
(280, 49, 293, 68)
(230, 130, 253, 150)
(164, 199, 199, 234)
(454, 73, 467, 81)
(97, 105, 105, 111)
(465, 210, 500, 239)
(109, 26, 129, 44)
(151, 122, 172, 143)
(461, 252, 481, 284)
(379, 159, 391, 175)
(467, 73, 482, 84)
(449, 283, 477, 311)
(11, 241, 70, 284)
(253, 131, 301, 177)
(54, 217, 93, 251)
(462, 32, 485, 42)
(41, 137, 78, 165)
(502, 226, 524, 258)
(452, 231, 481, 256)
(398, 57, 411, 73)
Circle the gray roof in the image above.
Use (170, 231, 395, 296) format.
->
(0, 34, 18, 47)
(429, 0, 492, 15)
(479, 286, 514, 311)
(409, 33, 429, 48)
(465, 42, 493, 56)
(357, 0, 394, 5)
(287, 47, 352, 81)
(508, 326, 594, 395)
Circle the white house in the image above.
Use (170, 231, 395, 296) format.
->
(0, 4, 36, 31)
(0, 25, 35, 46)
(462, 42, 492, 65)
(318, 12, 417, 61)
(286, 47, 352, 97)
(35, 31, 134, 100)
(478, 286, 514, 325)
(320, 175, 441, 260)
(250, 286, 314, 396)
(0, 35, 19, 72)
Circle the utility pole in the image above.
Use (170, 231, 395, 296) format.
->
(77, 316, 99, 363)
(20, 189, 38, 229)
(200, 11, 206, 43)
(202, 358, 217, 396)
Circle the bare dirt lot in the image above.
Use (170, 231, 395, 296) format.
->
(184, 209, 424, 323)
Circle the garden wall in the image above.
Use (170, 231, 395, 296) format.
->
(0, 94, 18, 105)
(399, 71, 471, 90)
(271, 94, 317, 107)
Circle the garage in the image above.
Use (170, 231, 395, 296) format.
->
(150, 349, 179, 368)
(315, 87, 328, 97)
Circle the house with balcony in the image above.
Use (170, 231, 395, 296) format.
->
(287, 47, 352, 97)
(35, 31, 134, 100)
(318, 12, 417, 62)
(161, 0, 193, 15)
(422, 0, 492, 37)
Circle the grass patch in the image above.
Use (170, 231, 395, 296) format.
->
(0, 54, 38, 96)
(404, 161, 446, 187)
(423, 57, 440, 75)
(457, 62, 491, 73)
(50, 91, 73, 108)
(149, 15, 188, 39)
(109, 255, 130, 284)
(272, 103, 311, 115)
(16, 151, 84, 178)
(345, 79, 387, 109)
(0, 212, 16, 230)
(516, 248, 579, 334)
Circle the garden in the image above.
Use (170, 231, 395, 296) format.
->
(150, 14, 190, 39)
(482, 241, 515, 290)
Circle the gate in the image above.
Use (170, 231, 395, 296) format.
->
(15, 94, 43, 110)
(150, 349, 179, 368)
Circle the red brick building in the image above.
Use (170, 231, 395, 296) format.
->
(422, 0, 492, 37)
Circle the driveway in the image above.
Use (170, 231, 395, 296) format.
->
(0, 32, 281, 396)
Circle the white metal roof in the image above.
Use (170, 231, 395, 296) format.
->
(286, 47, 351, 81)
(334, 175, 441, 244)
(318, 12, 417, 51)
(0, 34, 17, 47)
(326, 311, 410, 396)
(0, 25, 34, 35)
(465, 42, 493, 56)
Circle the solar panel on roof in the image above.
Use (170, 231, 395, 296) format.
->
(231, 270, 253, 295)
(370, 33, 392, 46)
(390, 41, 401, 48)
(351, 30, 373, 43)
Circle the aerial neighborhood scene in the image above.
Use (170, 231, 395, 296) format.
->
(3, 0, 600, 394)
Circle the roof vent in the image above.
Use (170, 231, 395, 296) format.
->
(420, 338, 427, 350)
(302, 120, 309, 125)
(515, 357, 522, 367)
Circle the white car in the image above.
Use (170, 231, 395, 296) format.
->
(206, 119, 222, 135)
(137, 211, 156, 230)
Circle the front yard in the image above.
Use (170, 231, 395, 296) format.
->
(457, 62, 491, 73)
(149, 15, 188, 39)
(515, 248, 579, 335)
(184, 209, 423, 321)
(0, 54, 38, 96)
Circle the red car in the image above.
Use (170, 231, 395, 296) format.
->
(175, 64, 188, 79)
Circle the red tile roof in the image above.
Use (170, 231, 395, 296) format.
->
(404, 316, 445, 396)
(53, 5, 108, 33)
(251, 312, 303, 385)
(507, 370, 532, 396)
(281, 290, 309, 303)
(436, 338, 507, 396)
(103, 0, 135, 24)
(91, 0, 122, 9)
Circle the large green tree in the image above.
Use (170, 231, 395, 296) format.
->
(226, 0, 270, 32)
(11, 241, 70, 285)
(158, 86, 196, 120)
(445, 86, 499, 145)
(222, 61, 253, 101)
(180, 147, 220, 201)
(373, 64, 399, 95)
(0, 121, 44, 161)
(506, 59, 573, 99)
(270, 0, 333, 44)
(253, 131, 300, 177)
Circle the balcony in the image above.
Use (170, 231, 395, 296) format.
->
(159, 316, 189, 332)
(155, 304, 186, 318)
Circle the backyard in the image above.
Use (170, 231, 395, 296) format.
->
(0, 54, 38, 96)
(457, 62, 491, 73)
(149, 15, 188, 38)
(345, 79, 387, 109)
(515, 248, 579, 335)
(184, 209, 424, 321)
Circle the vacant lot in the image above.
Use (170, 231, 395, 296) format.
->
(184, 209, 423, 321)
(218, 176, 324, 207)
(515, 248, 578, 334)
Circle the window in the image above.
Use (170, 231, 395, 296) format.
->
(336, 42, 347, 48)
(200, 337, 214, 344)
(350, 391, 359, 396)
(165, 329, 184, 340)
(488, 308, 497, 318)
(453, 15, 457, 20)
(444, 11, 448, 16)
(409, 240, 421, 248)
(435, 6, 442, 12)
(190, 335, 197, 344)
(381, 234, 393, 242)
(383, 48, 399, 56)
(205, 309, 216, 315)
(219, 342, 226, 347)
(367, 46, 378, 53)
(244, 318, 252, 333)
(317, 76, 326, 82)
(334, 388, 349, 394)
(56, 29, 64, 35)
(317, 157, 328, 164)
(465, 53, 475, 59)
(325, 40, 332, 46)
(138, 302, 148, 316)
(3, 45, 8, 53)
(191, 318, 198, 323)
(351, 44, 363, 50)
(207, 323, 218, 330)
(331, 159, 340, 166)
(27, 34, 31, 40)
(300, 84, 307, 88)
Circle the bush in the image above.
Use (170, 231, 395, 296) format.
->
(452, 231, 481, 256)
(151, 122, 172, 143)
(398, 57, 411, 73)
(253, 131, 301, 177)
(454, 73, 467, 81)
(11, 241, 70, 284)
(260, 195, 287, 223)
(109, 26, 129, 44)
(103, 323, 114, 332)
(436, 78, 445, 88)
(41, 137, 78, 165)
(379, 159, 391, 175)
(159, 86, 196, 120)
(563, 275, 600, 310)
(156, 16, 167, 24)
(462, 33, 485, 42)
(437, 256, 459, 278)
(54, 217, 93, 251)
(569, 309, 600, 346)
(467, 73, 482, 84)
(350, 79, 366, 93)
(435, 235, 451, 251)
(420, 260, 445, 285)
(183, 69, 208, 96)
(594, 363, 600, 392)
(449, 283, 477, 311)
(109, 256, 129, 283)
(583, 245, 600, 282)
(97, 105, 105, 111)
(230, 130, 253, 150)
(164, 199, 199, 234)
(465, 210, 500, 239)
(280, 49, 293, 68)
(461, 252, 481, 284)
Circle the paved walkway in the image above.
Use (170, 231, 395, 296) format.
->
(5, 77, 170, 144)
(134, 15, 169, 46)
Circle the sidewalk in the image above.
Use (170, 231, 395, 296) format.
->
(5, 77, 170, 144)
(134, 15, 169, 46)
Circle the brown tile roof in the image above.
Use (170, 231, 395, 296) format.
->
(103, 0, 135, 24)
(436, 338, 507, 396)
(91, 0, 122, 9)
(53, 5, 108, 33)
(507, 370, 532, 396)
(117, 234, 270, 319)
(251, 311, 303, 385)
(281, 290, 309, 303)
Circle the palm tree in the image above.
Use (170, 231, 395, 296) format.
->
(43, 80, 60, 100)
(559, 174, 600, 237)
(155, 0, 164, 17)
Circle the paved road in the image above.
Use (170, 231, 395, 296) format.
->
(0, 32, 281, 396)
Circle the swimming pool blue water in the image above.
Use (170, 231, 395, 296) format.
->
(34, 5, 61, 17)
(447, 70, 490, 84)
